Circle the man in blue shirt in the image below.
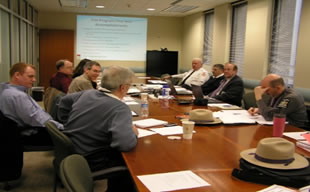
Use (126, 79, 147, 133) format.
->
(0, 62, 63, 146)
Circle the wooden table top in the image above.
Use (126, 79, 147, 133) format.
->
(122, 96, 309, 192)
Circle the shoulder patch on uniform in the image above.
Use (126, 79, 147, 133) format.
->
(202, 72, 206, 76)
(278, 98, 289, 108)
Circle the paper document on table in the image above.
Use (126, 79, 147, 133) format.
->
(122, 96, 135, 102)
(175, 87, 192, 95)
(137, 170, 210, 192)
(127, 87, 141, 94)
(125, 101, 140, 105)
(137, 128, 156, 138)
(297, 141, 310, 153)
(142, 84, 163, 89)
(131, 111, 138, 117)
(150, 126, 195, 136)
(250, 115, 273, 125)
(133, 118, 168, 128)
(213, 110, 256, 124)
(208, 103, 241, 110)
(283, 132, 308, 140)
(148, 80, 167, 84)
(257, 184, 296, 192)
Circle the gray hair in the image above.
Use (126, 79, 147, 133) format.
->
(101, 66, 135, 91)
(83, 61, 101, 70)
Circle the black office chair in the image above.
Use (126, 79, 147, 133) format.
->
(0, 111, 53, 190)
(45, 121, 128, 192)
(0, 111, 23, 191)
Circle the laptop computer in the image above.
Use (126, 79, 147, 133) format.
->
(191, 84, 223, 104)
(165, 79, 192, 95)
(165, 79, 193, 104)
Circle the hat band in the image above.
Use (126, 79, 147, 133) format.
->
(191, 119, 214, 123)
(251, 153, 295, 166)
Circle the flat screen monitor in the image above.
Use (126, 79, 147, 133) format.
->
(146, 51, 178, 77)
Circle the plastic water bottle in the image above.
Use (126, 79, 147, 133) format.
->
(141, 93, 149, 118)
(161, 85, 169, 108)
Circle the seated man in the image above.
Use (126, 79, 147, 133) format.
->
(164, 58, 209, 89)
(68, 61, 101, 93)
(58, 66, 138, 191)
(208, 63, 244, 106)
(0, 63, 63, 146)
(201, 64, 224, 95)
(49, 59, 73, 93)
(248, 74, 307, 127)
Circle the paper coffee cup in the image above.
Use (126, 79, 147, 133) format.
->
(182, 121, 195, 139)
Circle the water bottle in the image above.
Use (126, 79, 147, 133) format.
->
(140, 93, 149, 118)
(161, 85, 169, 108)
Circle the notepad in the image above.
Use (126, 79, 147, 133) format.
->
(133, 118, 168, 128)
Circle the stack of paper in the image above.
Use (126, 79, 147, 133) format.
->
(133, 118, 168, 128)
(296, 141, 310, 152)
(283, 132, 308, 140)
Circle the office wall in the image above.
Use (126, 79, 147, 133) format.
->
(295, 0, 310, 88)
(181, 12, 204, 72)
(38, 12, 183, 72)
(243, 0, 272, 81)
(182, 0, 310, 89)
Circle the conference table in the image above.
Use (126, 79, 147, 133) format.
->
(122, 88, 309, 191)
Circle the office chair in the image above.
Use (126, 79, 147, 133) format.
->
(0, 111, 53, 190)
(242, 91, 257, 110)
(45, 121, 128, 192)
(60, 154, 94, 192)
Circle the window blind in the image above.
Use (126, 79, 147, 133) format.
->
(269, 0, 302, 86)
(203, 11, 214, 66)
(229, 2, 247, 76)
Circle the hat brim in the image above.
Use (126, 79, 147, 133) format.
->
(240, 148, 309, 170)
(190, 118, 222, 125)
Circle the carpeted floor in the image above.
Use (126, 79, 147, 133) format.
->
(0, 151, 107, 192)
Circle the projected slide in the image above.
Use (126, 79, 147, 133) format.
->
(76, 15, 147, 61)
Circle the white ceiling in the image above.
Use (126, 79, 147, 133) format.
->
(27, 0, 235, 17)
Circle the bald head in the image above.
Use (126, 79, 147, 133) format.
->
(261, 74, 285, 97)
(192, 58, 203, 71)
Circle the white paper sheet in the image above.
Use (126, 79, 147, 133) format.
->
(148, 80, 167, 84)
(213, 110, 256, 124)
(133, 118, 168, 128)
(207, 103, 241, 110)
(131, 111, 138, 116)
(128, 87, 141, 94)
(137, 128, 156, 138)
(296, 141, 310, 152)
(137, 170, 210, 192)
(283, 132, 308, 140)
(150, 126, 195, 136)
(125, 101, 140, 105)
(122, 96, 135, 102)
(257, 184, 296, 192)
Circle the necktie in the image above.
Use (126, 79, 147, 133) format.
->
(209, 79, 227, 98)
(179, 70, 195, 85)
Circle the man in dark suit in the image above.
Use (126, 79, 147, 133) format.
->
(208, 63, 244, 106)
(201, 64, 224, 95)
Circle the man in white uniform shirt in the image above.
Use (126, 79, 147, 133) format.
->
(165, 58, 209, 90)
